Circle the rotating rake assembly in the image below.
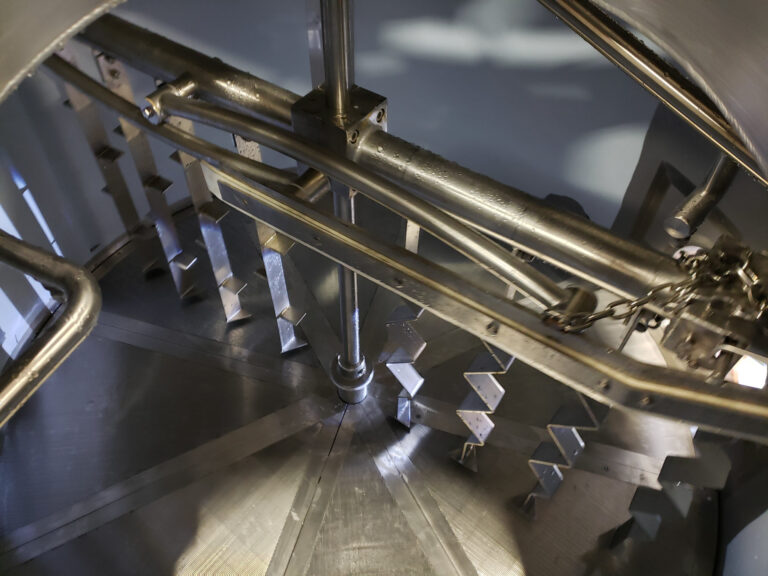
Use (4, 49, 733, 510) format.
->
(2, 1, 768, 575)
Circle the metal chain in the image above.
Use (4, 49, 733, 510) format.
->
(543, 250, 759, 333)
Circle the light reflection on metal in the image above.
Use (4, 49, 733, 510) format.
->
(167, 117, 250, 322)
(451, 343, 515, 472)
(93, 54, 199, 299)
(0, 230, 101, 429)
(234, 136, 307, 352)
(726, 355, 767, 390)
(200, 162, 768, 442)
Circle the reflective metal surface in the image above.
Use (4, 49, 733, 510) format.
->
(0, 230, 101, 428)
(0, 207, 716, 574)
(4, 2, 768, 574)
(537, 0, 768, 189)
(0, 0, 123, 103)
(592, 0, 768, 183)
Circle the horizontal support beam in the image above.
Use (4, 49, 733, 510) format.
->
(152, 93, 571, 309)
(78, 14, 690, 302)
(202, 163, 768, 444)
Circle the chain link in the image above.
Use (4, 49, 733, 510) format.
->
(545, 249, 766, 333)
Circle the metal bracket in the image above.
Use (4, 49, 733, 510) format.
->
(385, 304, 426, 428)
(451, 343, 515, 472)
(234, 136, 306, 352)
(167, 120, 250, 322)
(93, 52, 198, 299)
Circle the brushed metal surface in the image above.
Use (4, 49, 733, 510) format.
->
(0, 0, 123, 103)
(593, 0, 768, 180)
(0, 203, 716, 575)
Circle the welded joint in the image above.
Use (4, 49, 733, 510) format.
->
(143, 74, 198, 125)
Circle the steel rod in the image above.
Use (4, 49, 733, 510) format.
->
(665, 155, 738, 239)
(0, 231, 101, 428)
(536, 0, 767, 189)
(79, 14, 299, 125)
(355, 129, 687, 299)
(44, 55, 298, 193)
(204, 163, 768, 444)
(77, 14, 689, 301)
(320, 0, 353, 118)
(319, 0, 365, 388)
(335, 190, 362, 370)
(151, 93, 571, 309)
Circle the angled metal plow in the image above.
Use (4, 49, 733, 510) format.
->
(582, 430, 732, 574)
(168, 122, 250, 322)
(255, 224, 308, 353)
(451, 343, 515, 472)
(384, 304, 426, 429)
(92, 54, 199, 298)
(384, 216, 426, 429)
(610, 431, 731, 545)
(235, 137, 307, 353)
(517, 393, 609, 517)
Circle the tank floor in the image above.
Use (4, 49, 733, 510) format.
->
(0, 207, 714, 575)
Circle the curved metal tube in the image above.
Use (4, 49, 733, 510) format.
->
(0, 231, 102, 428)
(152, 93, 572, 309)
(44, 54, 299, 193)
(205, 163, 768, 443)
(355, 129, 688, 300)
(80, 14, 299, 125)
(77, 14, 689, 302)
